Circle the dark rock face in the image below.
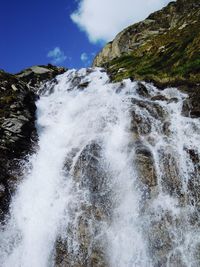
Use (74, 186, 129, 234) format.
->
(182, 84, 200, 118)
(0, 71, 37, 220)
(0, 65, 66, 221)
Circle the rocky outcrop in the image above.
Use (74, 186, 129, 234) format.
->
(0, 65, 66, 220)
(16, 64, 66, 92)
(93, 0, 200, 87)
(55, 142, 110, 267)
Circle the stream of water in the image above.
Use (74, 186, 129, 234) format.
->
(0, 68, 200, 267)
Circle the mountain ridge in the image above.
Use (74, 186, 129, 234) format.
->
(93, 0, 200, 87)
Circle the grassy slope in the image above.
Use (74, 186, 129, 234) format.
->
(101, 3, 200, 87)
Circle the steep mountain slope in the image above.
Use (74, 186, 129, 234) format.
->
(93, 0, 200, 87)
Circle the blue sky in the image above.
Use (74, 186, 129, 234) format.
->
(1, 0, 103, 73)
(1, 0, 172, 74)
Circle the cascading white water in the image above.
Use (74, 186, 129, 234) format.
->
(0, 68, 200, 267)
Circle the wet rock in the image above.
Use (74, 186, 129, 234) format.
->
(130, 97, 167, 137)
(54, 239, 70, 267)
(55, 142, 110, 267)
(131, 109, 152, 135)
(151, 95, 168, 101)
(135, 143, 157, 188)
(182, 85, 200, 118)
(64, 148, 80, 172)
(187, 149, 199, 165)
(146, 210, 183, 267)
(55, 236, 107, 267)
(115, 81, 126, 93)
(78, 82, 90, 90)
(185, 148, 200, 209)
(71, 76, 82, 88)
(149, 221, 172, 265)
(158, 147, 183, 197)
(73, 142, 111, 208)
(192, 243, 200, 267)
(167, 97, 179, 104)
(168, 250, 187, 267)
(163, 121, 171, 136)
(131, 98, 166, 120)
(73, 142, 112, 222)
(136, 82, 151, 98)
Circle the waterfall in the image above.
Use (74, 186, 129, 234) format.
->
(0, 68, 200, 267)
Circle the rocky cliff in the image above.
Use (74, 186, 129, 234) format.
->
(93, 0, 200, 87)
(0, 65, 66, 220)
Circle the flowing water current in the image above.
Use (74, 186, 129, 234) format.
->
(0, 68, 200, 267)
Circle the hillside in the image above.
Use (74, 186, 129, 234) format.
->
(93, 0, 200, 87)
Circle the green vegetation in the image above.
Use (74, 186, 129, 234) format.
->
(95, 0, 200, 87)
(105, 18, 200, 86)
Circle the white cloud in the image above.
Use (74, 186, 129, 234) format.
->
(80, 52, 96, 66)
(71, 0, 173, 43)
(47, 47, 67, 64)
(81, 52, 89, 62)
